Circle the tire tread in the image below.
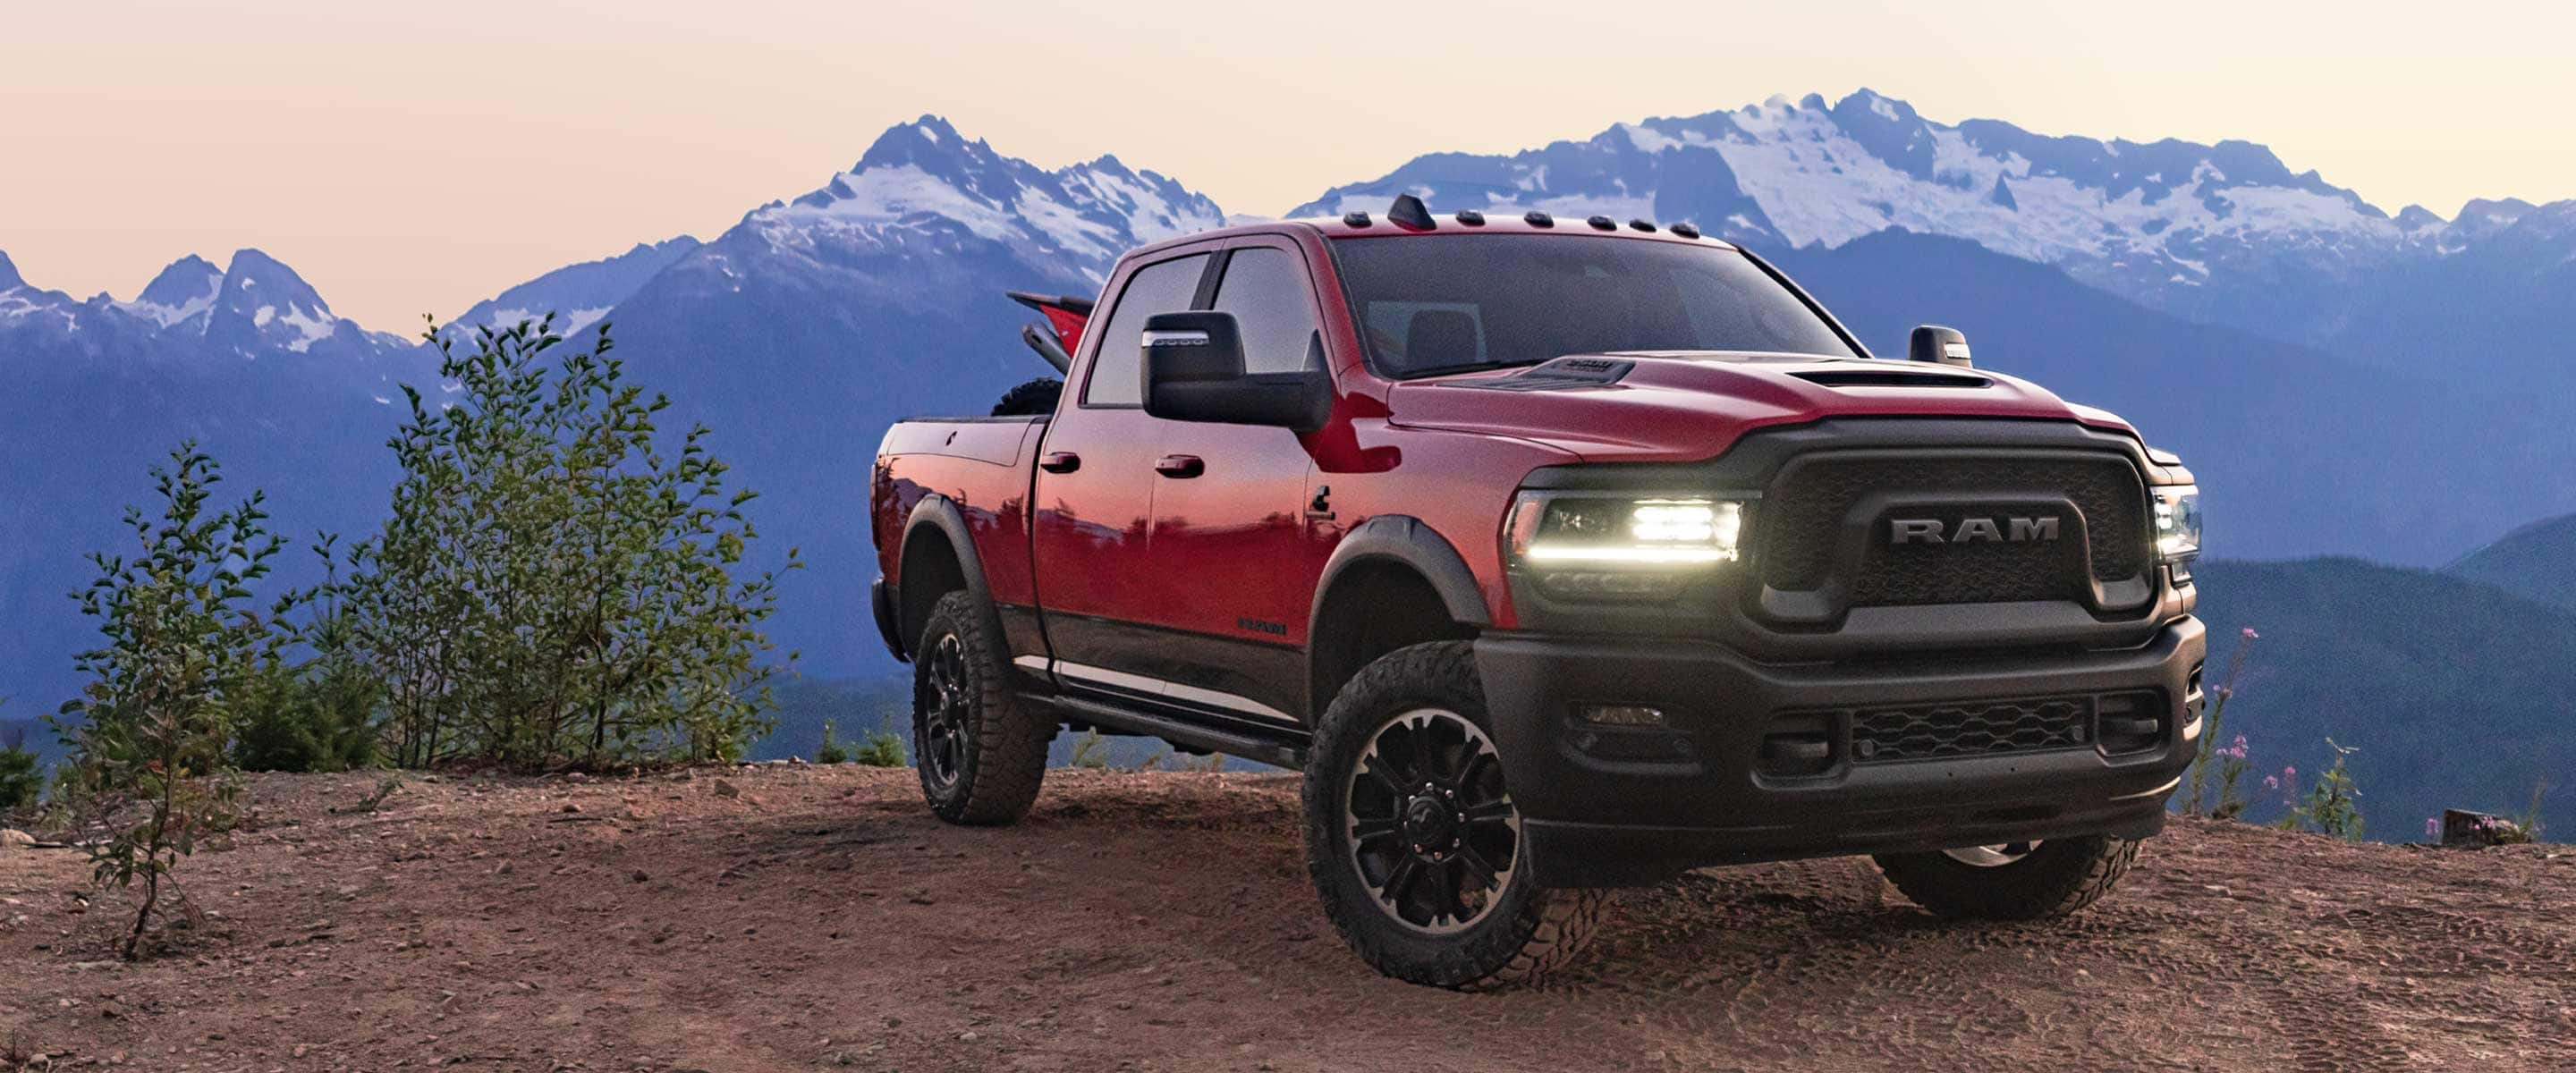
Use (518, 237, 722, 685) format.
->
(919, 591, 1049, 826)
(1303, 640, 1608, 989)
(1875, 834, 2139, 921)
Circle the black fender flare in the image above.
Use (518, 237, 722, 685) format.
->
(891, 494, 1004, 663)
(1306, 514, 1495, 638)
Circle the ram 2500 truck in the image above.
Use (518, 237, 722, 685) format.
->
(869, 195, 2207, 988)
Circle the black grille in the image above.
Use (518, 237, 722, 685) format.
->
(1756, 453, 2147, 607)
(1845, 695, 2092, 763)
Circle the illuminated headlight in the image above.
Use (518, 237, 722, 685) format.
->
(1505, 494, 1745, 599)
(2153, 487, 2201, 561)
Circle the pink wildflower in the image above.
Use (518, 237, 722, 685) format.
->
(2241, 627, 2259, 639)
(2264, 775, 2279, 791)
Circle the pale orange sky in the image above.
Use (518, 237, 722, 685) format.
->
(4, 0, 2569, 332)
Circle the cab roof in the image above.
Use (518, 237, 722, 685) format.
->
(1129, 194, 1740, 258)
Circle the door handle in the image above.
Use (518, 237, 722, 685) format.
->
(1154, 454, 1205, 478)
(1039, 452, 1081, 474)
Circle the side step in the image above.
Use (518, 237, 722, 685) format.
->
(1025, 692, 1308, 771)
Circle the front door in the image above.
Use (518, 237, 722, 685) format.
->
(1138, 240, 1334, 724)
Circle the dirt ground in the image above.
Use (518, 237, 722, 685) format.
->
(3, 765, 2571, 1072)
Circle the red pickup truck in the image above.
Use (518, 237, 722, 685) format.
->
(869, 196, 2207, 988)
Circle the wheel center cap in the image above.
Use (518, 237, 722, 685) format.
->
(1401, 795, 1455, 846)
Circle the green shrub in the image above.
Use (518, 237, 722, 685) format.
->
(53, 444, 275, 958)
(0, 722, 41, 812)
(815, 720, 851, 765)
(1068, 729, 1110, 769)
(2275, 738, 2366, 841)
(852, 718, 906, 767)
(344, 318, 797, 769)
(233, 537, 382, 773)
(230, 653, 380, 773)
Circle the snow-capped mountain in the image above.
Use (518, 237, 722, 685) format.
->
(442, 236, 703, 341)
(1292, 89, 2576, 351)
(0, 247, 415, 365)
(694, 114, 1223, 294)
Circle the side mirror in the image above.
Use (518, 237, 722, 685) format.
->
(1909, 325, 1973, 368)
(1141, 311, 1330, 431)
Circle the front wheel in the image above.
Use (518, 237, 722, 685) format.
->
(1872, 835, 2139, 920)
(1301, 641, 1608, 989)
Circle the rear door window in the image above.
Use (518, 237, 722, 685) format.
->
(1083, 253, 1209, 406)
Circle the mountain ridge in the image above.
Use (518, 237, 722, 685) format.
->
(1288, 89, 2575, 356)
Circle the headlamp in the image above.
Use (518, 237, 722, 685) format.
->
(1504, 494, 1746, 599)
(2154, 486, 2201, 561)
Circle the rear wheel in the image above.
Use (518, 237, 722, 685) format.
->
(1873, 834, 2138, 920)
(912, 590, 1050, 825)
(1302, 641, 1608, 988)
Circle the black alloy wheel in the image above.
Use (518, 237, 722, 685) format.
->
(1343, 707, 1521, 934)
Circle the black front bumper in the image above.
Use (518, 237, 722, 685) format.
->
(1476, 616, 2205, 886)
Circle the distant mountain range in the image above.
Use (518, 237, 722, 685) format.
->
(2448, 512, 2576, 612)
(1294, 90, 2576, 365)
(2190, 557, 2573, 839)
(2, 247, 412, 365)
(4, 92, 2572, 824)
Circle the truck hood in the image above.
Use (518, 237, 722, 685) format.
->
(1382, 351, 2136, 463)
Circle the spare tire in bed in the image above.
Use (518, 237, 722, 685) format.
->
(991, 377, 1064, 417)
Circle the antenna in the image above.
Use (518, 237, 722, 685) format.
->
(1388, 193, 1436, 231)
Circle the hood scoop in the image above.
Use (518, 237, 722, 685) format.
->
(1792, 368, 1992, 389)
(1445, 356, 1635, 393)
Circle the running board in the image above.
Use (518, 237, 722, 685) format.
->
(1026, 692, 1308, 770)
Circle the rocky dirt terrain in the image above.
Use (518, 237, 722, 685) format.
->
(3, 765, 2571, 1072)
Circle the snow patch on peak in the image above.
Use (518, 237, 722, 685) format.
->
(276, 305, 336, 352)
(118, 257, 225, 328)
(775, 162, 1021, 242)
(733, 118, 1224, 284)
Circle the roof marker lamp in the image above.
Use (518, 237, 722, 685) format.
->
(1506, 494, 1743, 599)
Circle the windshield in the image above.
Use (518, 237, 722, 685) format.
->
(1329, 233, 1860, 377)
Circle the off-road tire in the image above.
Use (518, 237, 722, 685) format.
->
(912, 590, 1050, 825)
(1873, 835, 2139, 920)
(1302, 640, 1610, 989)
(990, 377, 1063, 417)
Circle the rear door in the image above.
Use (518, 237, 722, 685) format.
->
(1132, 239, 1334, 725)
(1027, 247, 1215, 688)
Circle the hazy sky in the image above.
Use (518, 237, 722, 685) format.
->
(6, 0, 2570, 332)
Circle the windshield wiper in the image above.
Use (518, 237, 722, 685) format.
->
(1401, 359, 1532, 379)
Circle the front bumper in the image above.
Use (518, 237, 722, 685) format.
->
(1476, 616, 2205, 886)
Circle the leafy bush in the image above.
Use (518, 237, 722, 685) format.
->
(1068, 729, 1110, 769)
(343, 319, 797, 769)
(2275, 738, 2366, 841)
(851, 719, 906, 767)
(233, 538, 382, 773)
(52, 444, 274, 958)
(815, 720, 851, 765)
(0, 719, 41, 812)
(229, 656, 380, 773)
